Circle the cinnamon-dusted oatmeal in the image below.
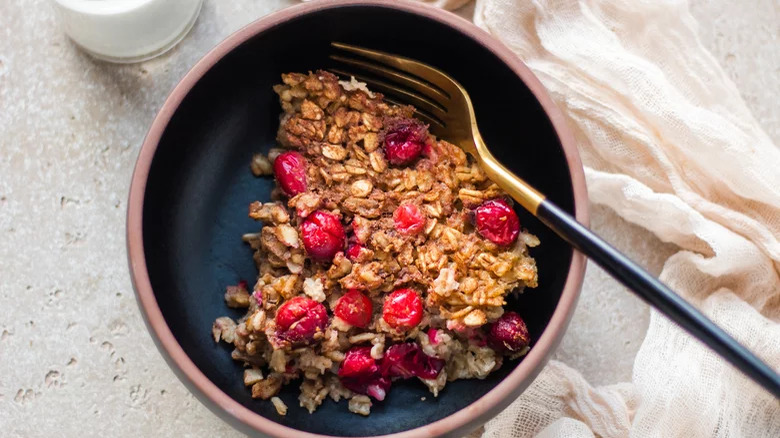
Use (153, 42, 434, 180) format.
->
(213, 71, 539, 415)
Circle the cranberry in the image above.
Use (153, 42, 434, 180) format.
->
(300, 210, 346, 262)
(382, 289, 423, 330)
(488, 311, 530, 353)
(427, 328, 440, 345)
(381, 343, 445, 380)
(273, 151, 307, 196)
(383, 119, 428, 166)
(346, 243, 363, 261)
(393, 203, 425, 236)
(334, 290, 373, 328)
(338, 346, 391, 400)
(474, 199, 520, 246)
(275, 296, 328, 344)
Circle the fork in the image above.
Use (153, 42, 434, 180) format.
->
(329, 42, 780, 398)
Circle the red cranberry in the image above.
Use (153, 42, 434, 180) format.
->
(382, 289, 423, 330)
(275, 296, 328, 344)
(300, 210, 346, 262)
(488, 311, 530, 353)
(273, 151, 307, 196)
(338, 346, 391, 400)
(334, 290, 373, 328)
(381, 342, 445, 380)
(346, 243, 363, 261)
(393, 203, 425, 236)
(474, 199, 520, 246)
(427, 328, 440, 345)
(383, 119, 428, 166)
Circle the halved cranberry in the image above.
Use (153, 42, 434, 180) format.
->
(275, 296, 328, 344)
(488, 311, 530, 353)
(334, 290, 373, 328)
(338, 346, 391, 400)
(381, 342, 445, 380)
(300, 210, 346, 262)
(273, 151, 307, 196)
(474, 199, 520, 246)
(382, 289, 423, 330)
(346, 243, 363, 261)
(383, 119, 428, 166)
(393, 203, 425, 236)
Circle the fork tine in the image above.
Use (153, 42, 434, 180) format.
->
(382, 96, 446, 130)
(329, 68, 449, 121)
(330, 54, 450, 106)
(331, 42, 461, 97)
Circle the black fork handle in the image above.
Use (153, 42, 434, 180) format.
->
(537, 199, 780, 398)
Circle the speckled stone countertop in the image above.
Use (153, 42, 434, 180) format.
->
(0, 1, 776, 436)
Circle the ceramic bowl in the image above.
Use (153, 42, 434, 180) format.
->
(127, 1, 588, 437)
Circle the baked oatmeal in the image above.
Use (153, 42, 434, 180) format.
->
(212, 71, 539, 416)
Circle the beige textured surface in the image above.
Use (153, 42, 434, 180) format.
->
(0, 1, 776, 437)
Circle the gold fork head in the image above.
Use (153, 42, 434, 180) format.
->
(329, 42, 478, 156)
(329, 42, 545, 214)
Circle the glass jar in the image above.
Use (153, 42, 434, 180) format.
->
(52, 0, 204, 63)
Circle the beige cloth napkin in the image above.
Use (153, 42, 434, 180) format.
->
(464, 0, 779, 436)
(305, 0, 780, 435)
(438, 0, 780, 436)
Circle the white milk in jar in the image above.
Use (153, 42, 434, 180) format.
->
(53, 0, 203, 62)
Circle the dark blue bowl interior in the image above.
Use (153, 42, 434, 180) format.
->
(141, 4, 575, 437)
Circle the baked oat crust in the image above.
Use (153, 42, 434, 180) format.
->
(214, 71, 539, 415)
